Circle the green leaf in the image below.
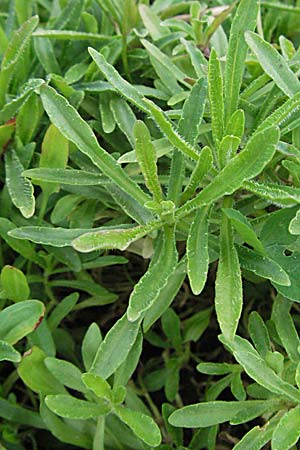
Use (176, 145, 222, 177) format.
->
(0, 340, 21, 363)
(0, 78, 44, 123)
(33, 29, 116, 42)
(208, 48, 224, 146)
(224, 0, 259, 123)
(271, 295, 300, 363)
(0, 16, 39, 107)
(23, 168, 107, 186)
(39, 124, 69, 197)
(40, 400, 92, 448)
(271, 406, 300, 450)
(225, 109, 245, 139)
(223, 208, 265, 254)
(114, 406, 162, 447)
(220, 334, 300, 402)
(82, 373, 112, 400)
(215, 210, 242, 340)
(110, 96, 136, 146)
(180, 146, 213, 205)
(233, 414, 282, 450)
(91, 313, 141, 379)
(72, 222, 159, 252)
(245, 32, 300, 98)
(45, 357, 86, 393)
(169, 400, 267, 428)
(289, 209, 300, 235)
(143, 98, 199, 161)
(248, 311, 271, 358)
(138, 4, 169, 40)
(5, 149, 35, 218)
(45, 395, 110, 419)
(88, 47, 147, 112)
(39, 85, 149, 207)
(176, 127, 280, 219)
(0, 300, 44, 345)
(18, 346, 66, 395)
(134, 121, 163, 203)
(187, 206, 210, 295)
(1, 265, 30, 302)
(81, 322, 102, 372)
(257, 91, 300, 133)
(34, 37, 61, 74)
(127, 226, 178, 322)
(0, 397, 45, 429)
(243, 180, 300, 207)
(114, 329, 143, 386)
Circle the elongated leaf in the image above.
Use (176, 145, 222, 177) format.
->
(45, 395, 110, 419)
(0, 340, 21, 362)
(91, 313, 141, 379)
(257, 91, 300, 133)
(176, 127, 279, 219)
(0, 397, 45, 429)
(72, 222, 159, 252)
(187, 206, 210, 295)
(114, 406, 161, 447)
(180, 146, 213, 204)
(139, 4, 169, 40)
(33, 30, 116, 42)
(271, 406, 300, 450)
(0, 16, 39, 107)
(169, 400, 267, 428)
(5, 149, 35, 218)
(143, 98, 199, 161)
(88, 47, 147, 112)
(237, 246, 290, 286)
(0, 300, 44, 344)
(39, 85, 149, 206)
(110, 96, 136, 146)
(224, 0, 259, 123)
(220, 335, 300, 402)
(45, 358, 86, 393)
(223, 208, 265, 254)
(208, 48, 224, 146)
(233, 414, 282, 450)
(127, 226, 178, 322)
(244, 180, 300, 207)
(23, 168, 107, 185)
(215, 210, 242, 340)
(1, 265, 30, 302)
(245, 32, 300, 98)
(0, 78, 44, 123)
(272, 295, 300, 363)
(34, 37, 61, 74)
(248, 312, 271, 358)
(82, 322, 102, 372)
(134, 121, 163, 203)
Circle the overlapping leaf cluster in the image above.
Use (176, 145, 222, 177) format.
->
(1, 0, 300, 449)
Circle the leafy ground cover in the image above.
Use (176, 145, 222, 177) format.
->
(1, 0, 300, 449)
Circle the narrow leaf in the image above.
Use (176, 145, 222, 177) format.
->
(45, 395, 110, 419)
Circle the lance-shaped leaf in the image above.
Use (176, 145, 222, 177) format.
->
(180, 146, 213, 205)
(134, 121, 163, 203)
(215, 210, 243, 340)
(223, 208, 265, 254)
(248, 311, 271, 358)
(0, 300, 44, 345)
(187, 206, 210, 295)
(88, 47, 147, 112)
(72, 222, 160, 253)
(23, 168, 107, 186)
(45, 395, 110, 420)
(127, 226, 178, 322)
(143, 98, 199, 161)
(114, 406, 162, 447)
(33, 30, 116, 42)
(233, 415, 282, 450)
(257, 91, 300, 133)
(208, 48, 224, 146)
(225, 109, 245, 139)
(39, 85, 149, 207)
(271, 406, 300, 450)
(5, 149, 35, 218)
(0, 16, 39, 107)
(0, 78, 44, 124)
(245, 32, 300, 98)
(243, 180, 300, 207)
(90, 313, 141, 379)
(169, 400, 271, 428)
(220, 334, 300, 402)
(176, 127, 280, 219)
(224, 0, 259, 124)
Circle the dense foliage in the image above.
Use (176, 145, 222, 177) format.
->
(1, 0, 300, 449)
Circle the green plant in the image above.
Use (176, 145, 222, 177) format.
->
(1, 0, 300, 449)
